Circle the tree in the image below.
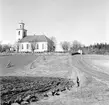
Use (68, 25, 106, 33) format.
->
(31, 42, 36, 53)
(2, 44, 11, 52)
(14, 42, 20, 52)
(60, 41, 70, 52)
(70, 40, 83, 53)
(49, 36, 56, 52)
(0, 42, 2, 52)
(16, 43, 20, 52)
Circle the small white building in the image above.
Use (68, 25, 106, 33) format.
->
(77, 49, 83, 54)
(16, 22, 54, 52)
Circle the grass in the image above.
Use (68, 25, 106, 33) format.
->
(0, 54, 38, 76)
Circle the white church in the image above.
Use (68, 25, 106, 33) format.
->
(16, 22, 54, 52)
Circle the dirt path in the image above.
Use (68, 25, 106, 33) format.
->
(71, 55, 109, 82)
(29, 55, 109, 105)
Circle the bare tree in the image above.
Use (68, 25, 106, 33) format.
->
(0, 42, 2, 52)
(70, 40, 83, 53)
(2, 44, 11, 53)
(16, 43, 20, 53)
(60, 41, 70, 52)
(31, 42, 36, 53)
(49, 36, 56, 52)
(14, 42, 20, 53)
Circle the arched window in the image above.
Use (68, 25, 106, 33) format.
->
(42, 44, 44, 49)
(27, 44, 29, 49)
(36, 44, 39, 49)
(22, 44, 23, 49)
(18, 31, 20, 35)
(20, 25, 22, 28)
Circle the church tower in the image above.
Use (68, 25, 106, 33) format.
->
(16, 22, 27, 41)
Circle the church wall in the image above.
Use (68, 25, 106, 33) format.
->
(19, 42, 48, 52)
(19, 42, 31, 52)
(16, 22, 53, 52)
(34, 42, 48, 52)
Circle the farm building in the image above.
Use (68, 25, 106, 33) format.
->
(16, 22, 54, 52)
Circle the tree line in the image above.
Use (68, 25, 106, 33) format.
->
(82, 43, 109, 54)
(0, 38, 109, 55)
(60, 40, 109, 54)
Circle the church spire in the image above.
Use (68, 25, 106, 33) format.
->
(16, 21, 27, 41)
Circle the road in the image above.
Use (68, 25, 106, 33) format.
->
(71, 55, 109, 82)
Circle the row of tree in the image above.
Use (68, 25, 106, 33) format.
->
(60, 41, 109, 54)
(82, 43, 109, 54)
(0, 37, 109, 54)
(60, 40, 83, 53)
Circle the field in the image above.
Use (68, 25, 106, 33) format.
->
(0, 53, 109, 105)
(0, 76, 73, 105)
(0, 54, 38, 76)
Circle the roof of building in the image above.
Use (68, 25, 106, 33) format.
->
(19, 35, 53, 44)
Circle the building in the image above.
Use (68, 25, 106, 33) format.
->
(16, 22, 54, 52)
(77, 49, 83, 54)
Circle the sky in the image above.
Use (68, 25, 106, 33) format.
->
(0, 0, 109, 46)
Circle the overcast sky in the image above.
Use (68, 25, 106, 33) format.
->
(0, 0, 109, 45)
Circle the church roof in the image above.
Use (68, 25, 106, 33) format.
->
(19, 35, 53, 44)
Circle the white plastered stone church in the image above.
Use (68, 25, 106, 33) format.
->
(16, 22, 54, 52)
